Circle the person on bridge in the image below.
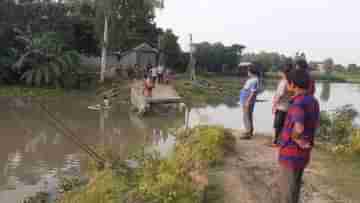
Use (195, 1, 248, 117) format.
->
(164, 69, 172, 84)
(150, 65, 158, 84)
(277, 68, 320, 203)
(143, 76, 154, 97)
(157, 64, 165, 84)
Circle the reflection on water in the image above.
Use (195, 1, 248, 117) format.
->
(320, 82, 331, 102)
(0, 96, 184, 202)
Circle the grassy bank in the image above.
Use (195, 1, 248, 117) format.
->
(174, 75, 243, 106)
(59, 126, 235, 203)
(0, 86, 67, 98)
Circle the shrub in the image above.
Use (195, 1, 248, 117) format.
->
(319, 105, 360, 154)
(61, 126, 234, 203)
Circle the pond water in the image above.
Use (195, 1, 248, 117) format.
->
(0, 95, 182, 202)
(189, 82, 360, 133)
(0, 82, 360, 202)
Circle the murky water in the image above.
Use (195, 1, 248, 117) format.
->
(1, 82, 360, 202)
(0, 95, 183, 202)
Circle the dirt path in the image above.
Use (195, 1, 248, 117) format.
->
(223, 133, 355, 203)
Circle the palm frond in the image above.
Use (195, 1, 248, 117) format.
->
(62, 53, 74, 72)
(50, 61, 62, 77)
(21, 70, 34, 86)
(43, 65, 51, 84)
(56, 57, 69, 73)
(66, 50, 81, 65)
(35, 68, 43, 87)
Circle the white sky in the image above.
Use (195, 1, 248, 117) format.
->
(156, 0, 360, 65)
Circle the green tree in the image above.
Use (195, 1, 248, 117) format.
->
(242, 52, 290, 72)
(348, 64, 359, 73)
(0, 0, 82, 85)
(333, 64, 346, 72)
(160, 29, 182, 69)
(323, 58, 334, 74)
(91, 0, 164, 82)
(193, 42, 245, 73)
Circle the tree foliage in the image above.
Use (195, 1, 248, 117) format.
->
(159, 29, 182, 69)
(323, 58, 334, 74)
(89, 0, 163, 51)
(13, 31, 80, 87)
(193, 42, 245, 73)
(0, 1, 84, 86)
(348, 64, 360, 73)
(242, 51, 291, 72)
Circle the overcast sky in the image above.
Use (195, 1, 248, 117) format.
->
(156, 0, 360, 65)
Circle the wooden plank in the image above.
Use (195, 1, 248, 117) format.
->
(147, 97, 182, 104)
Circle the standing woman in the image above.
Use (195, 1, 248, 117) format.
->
(272, 63, 293, 146)
(239, 65, 261, 139)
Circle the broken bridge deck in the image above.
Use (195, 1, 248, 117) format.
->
(131, 80, 182, 114)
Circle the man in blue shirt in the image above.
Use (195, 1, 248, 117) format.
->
(240, 65, 260, 139)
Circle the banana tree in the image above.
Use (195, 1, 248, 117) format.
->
(12, 30, 80, 87)
(20, 50, 80, 86)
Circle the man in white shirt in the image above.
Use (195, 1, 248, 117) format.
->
(151, 66, 158, 84)
(157, 65, 164, 84)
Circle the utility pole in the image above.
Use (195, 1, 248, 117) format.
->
(189, 34, 193, 62)
(100, 15, 108, 83)
(158, 33, 161, 66)
(189, 34, 196, 81)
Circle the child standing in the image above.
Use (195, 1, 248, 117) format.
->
(278, 68, 320, 203)
(272, 63, 293, 146)
(143, 76, 154, 97)
(239, 65, 260, 139)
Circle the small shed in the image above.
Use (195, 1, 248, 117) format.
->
(119, 43, 158, 68)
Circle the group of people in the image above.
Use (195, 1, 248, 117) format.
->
(143, 64, 172, 97)
(239, 58, 320, 203)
